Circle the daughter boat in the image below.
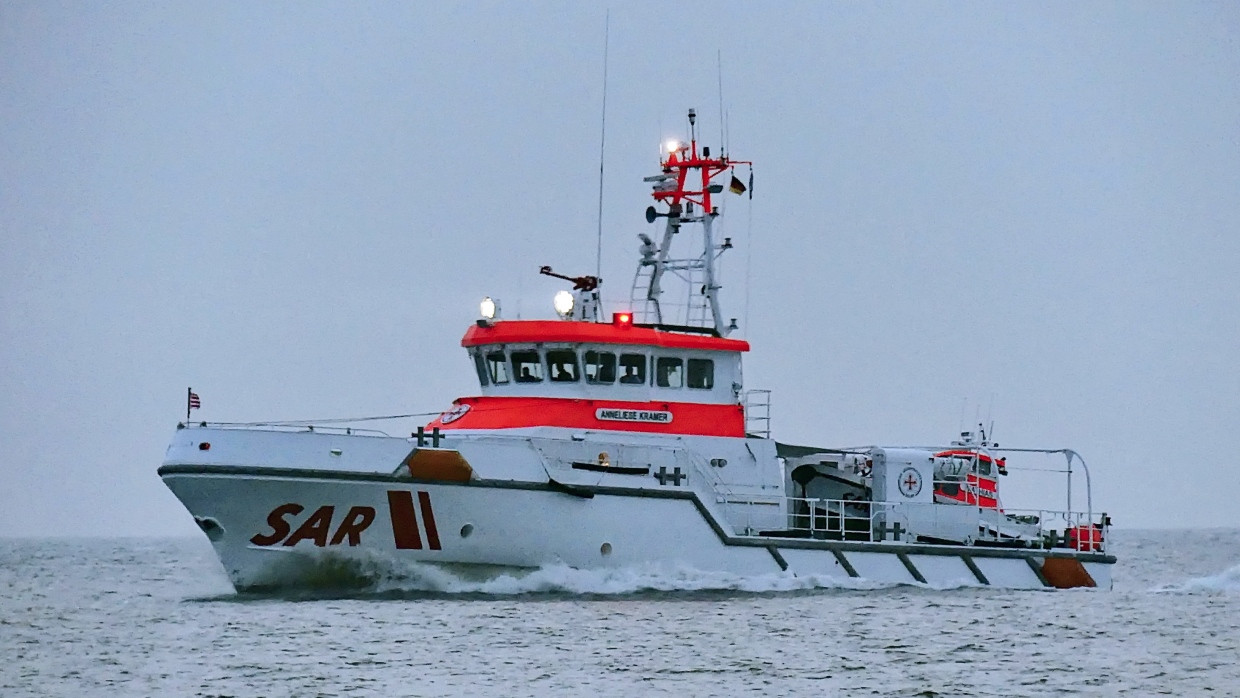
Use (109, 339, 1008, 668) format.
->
(160, 110, 1114, 591)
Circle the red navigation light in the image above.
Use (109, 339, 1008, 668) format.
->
(613, 312, 633, 326)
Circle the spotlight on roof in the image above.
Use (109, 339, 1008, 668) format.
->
(480, 296, 498, 320)
(553, 290, 575, 319)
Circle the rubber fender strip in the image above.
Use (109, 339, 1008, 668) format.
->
(571, 462, 649, 475)
(546, 478, 594, 499)
(897, 552, 927, 584)
(960, 554, 990, 585)
(832, 549, 859, 578)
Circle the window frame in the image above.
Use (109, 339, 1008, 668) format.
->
(976, 458, 992, 477)
(617, 352, 647, 385)
(485, 349, 510, 385)
(686, 358, 714, 390)
(655, 356, 684, 388)
(510, 349, 544, 383)
(584, 349, 617, 384)
(472, 350, 490, 387)
(545, 348, 580, 383)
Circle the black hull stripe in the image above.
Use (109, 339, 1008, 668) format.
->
(831, 549, 860, 578)
(960, 555, 991, 585)
(1026, 556, 1052, 587)
(897, 552, 927, 584)
(158, 463, 1117, 565)
(767, 546, 789, 571)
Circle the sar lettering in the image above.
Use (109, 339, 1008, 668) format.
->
(249, 504, 376, 547)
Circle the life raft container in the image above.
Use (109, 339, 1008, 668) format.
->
(1066, 524, 1104, 552)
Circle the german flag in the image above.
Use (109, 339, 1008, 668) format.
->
(728, 175, 746, 195)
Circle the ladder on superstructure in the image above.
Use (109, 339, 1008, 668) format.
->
(630, 252, 713, 329)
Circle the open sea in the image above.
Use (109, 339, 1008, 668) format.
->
(2, 529, 1238, 697)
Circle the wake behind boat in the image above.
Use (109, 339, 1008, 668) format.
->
(160, 109, 1114, 591)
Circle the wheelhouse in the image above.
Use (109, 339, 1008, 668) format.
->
(460, 319, 749, 406)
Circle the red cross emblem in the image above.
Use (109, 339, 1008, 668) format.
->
(897, 467, 923, 497)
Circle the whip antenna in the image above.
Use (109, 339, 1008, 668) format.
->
(717, 50, 725, 152)
(595, 10, 609, 282)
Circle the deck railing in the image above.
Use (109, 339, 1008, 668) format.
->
(178, 421, 393, 437)
(721, 495, 1109, 552)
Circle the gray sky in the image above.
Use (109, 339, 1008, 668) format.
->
(2, 2, 1237, 536)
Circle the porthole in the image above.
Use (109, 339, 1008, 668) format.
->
(460, 523, 474, 539)
(600, 542, 612, 556)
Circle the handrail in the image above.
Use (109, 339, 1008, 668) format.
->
(814, 444, 1097, 535)
(721, 494, 1108, 551)
(180, 422, 393, 437)
(982, 447, 1094, 528)
(743, 389, 771, 438)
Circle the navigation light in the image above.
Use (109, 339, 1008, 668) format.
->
(613, 312, 633, 326)
(665, 140, 680, 154)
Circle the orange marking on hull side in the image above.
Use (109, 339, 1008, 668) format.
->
(1041, 557, 1097, 589)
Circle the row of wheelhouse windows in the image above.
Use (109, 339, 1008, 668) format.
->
(470, 347, 715, 389)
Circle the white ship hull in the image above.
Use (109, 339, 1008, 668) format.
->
(160, 459, 1114, 592)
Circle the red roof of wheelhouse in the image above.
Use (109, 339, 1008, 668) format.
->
(461, 320, 750, 352)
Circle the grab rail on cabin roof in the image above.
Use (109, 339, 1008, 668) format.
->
(178, 422, 393, 437)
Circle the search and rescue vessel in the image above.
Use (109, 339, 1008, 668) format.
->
(160, 110, 1114, 591)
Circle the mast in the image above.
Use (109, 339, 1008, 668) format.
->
(633, 109, 749, 337)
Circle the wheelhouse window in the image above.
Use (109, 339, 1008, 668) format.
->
(511, 350, 543, 383)
(618, 353, 646, 385)
(656, 357, 684, 388)
(584, 350, 616, 384)
(486, 351, 509, 384)
(546, 349, 579, 382)
(472, 351, 489, 386)
(687, 358, 714, 389)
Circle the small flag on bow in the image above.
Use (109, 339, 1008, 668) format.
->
(728, 175, 747, 195)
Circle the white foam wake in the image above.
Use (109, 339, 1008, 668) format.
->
(1154, 562, 1240, 594)
(248, 550, 913, 597)
(372, 562, 902, 596)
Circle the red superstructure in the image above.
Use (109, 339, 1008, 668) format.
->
(437, 317, 751, 437)
(461, 320, 750, 353)
(426, 396, 745, 437)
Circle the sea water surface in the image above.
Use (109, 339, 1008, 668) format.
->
(2, 529, 1238, 697)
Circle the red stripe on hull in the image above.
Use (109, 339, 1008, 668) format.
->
(417, 491, 441, 551)
(428, 396, 746, 437)
(386, 490, 423, 550)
